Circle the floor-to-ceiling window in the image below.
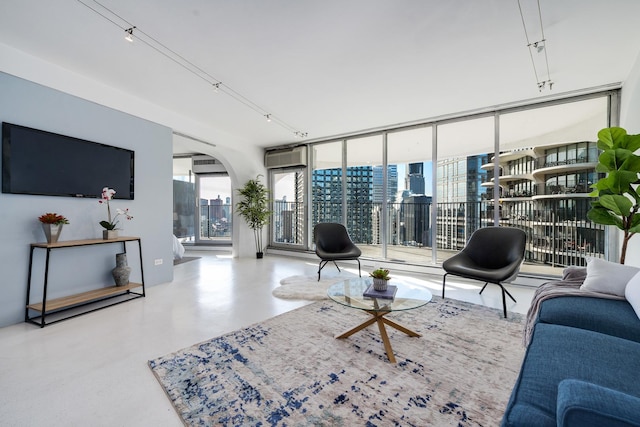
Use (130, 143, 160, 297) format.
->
(311, 141, 344, 227)
(173, 155, 232, 245)
(345, 135, 383, 258)
(498, 96, 609, 272)
(271, 169, 305, 247)
(386, 126, 433, 263)
(270, 91, 618, 276)
(173, 156, 196, 241)
(436, 116, 495, 259)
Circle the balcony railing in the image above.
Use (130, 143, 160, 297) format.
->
(199, 204, 232, 239)
(273, 199, 605, 270)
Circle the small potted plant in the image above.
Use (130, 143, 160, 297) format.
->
(370, 268, 391, 291)
(99, 187, 133, 239)
(38, 212, 69, 243)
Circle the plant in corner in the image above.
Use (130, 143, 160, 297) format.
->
(99, 187, 133, 236)
(236, 176, 271, 258)
(587, 127, 640, 264)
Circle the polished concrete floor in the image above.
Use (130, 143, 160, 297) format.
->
(0, 250, 541, 426)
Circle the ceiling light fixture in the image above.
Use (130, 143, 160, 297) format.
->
(532, 40, 545, 53)
(124, 26, 135, 42)
(265, 114, 272, 122)
(518, 0, 553, 92)
(75, 0, 308, 140)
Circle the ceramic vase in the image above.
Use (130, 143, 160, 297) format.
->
(103, 229, 119, 240)
(42, 223, 63, 244)
(112, 253, 132, 286)
(373, 278, 389, 292)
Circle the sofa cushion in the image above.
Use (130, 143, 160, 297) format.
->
(580, 258, 640, 296)
(557, 379, 640, 427)
(537, 296, 640, 343)
(501, 323, 640, 427)
(625, 271, 640, 320)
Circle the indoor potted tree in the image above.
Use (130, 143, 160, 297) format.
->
(587, 127, 640, 264)
(236, 175, 271, 258)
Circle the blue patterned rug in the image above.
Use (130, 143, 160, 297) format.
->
(148, 298, 524, 426)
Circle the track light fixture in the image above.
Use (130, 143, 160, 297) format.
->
(77, 0, 308, 139)
(518, 0, 552, 92)
(532, 40, 545, 53)
(124, 26, 135, 42)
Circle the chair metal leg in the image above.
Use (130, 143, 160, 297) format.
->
(502, 285, 517, 303)
(318, 260, 330, 281)
(501, 286, 508, 318)
(332, 261, 341, 272)
(479, 282, 489, 294)
(442, 273, 448, 298)
(357, 259, 361, 277)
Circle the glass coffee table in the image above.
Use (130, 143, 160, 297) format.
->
(327, 277, 433, 363)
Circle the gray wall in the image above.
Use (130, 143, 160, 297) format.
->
(0, 72, 173, 327)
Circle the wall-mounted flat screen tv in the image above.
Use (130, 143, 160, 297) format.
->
(2, 122, 134, 199)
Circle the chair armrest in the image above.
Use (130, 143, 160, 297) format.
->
(557, 379, 640, 427)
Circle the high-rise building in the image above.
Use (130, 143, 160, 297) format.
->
(313, 165, 398, 244)
(372, 165, 399, 203)
(407, 163, 425, 195)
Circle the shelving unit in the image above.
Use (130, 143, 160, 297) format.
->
(26, 236, 145, 327)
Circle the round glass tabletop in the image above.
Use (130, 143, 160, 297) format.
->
(327, 277, 433, 312)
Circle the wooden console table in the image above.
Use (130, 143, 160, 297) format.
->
(26, 236, 145, 327)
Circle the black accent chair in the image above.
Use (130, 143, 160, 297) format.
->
(442, 226, 526, 318)
(313, 223, 362, 281)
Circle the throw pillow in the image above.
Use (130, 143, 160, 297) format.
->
(625, 272, 640, 320)
(580, 258, 640, 297)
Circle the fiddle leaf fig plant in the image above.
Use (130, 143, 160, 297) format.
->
(236, 175, 271, 257)
(587, 127, 640, 264)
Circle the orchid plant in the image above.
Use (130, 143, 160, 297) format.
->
(99, 187, 133, 230)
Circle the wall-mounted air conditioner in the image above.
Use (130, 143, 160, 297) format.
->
(192, 155, 226, 173)
(265, 146, 307, 169)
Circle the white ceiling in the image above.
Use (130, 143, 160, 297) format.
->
(1, 0, 640, 155)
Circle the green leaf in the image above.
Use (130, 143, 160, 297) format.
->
(99, 220, 115, 230)
(598, 194, 632, 216)
(607, 170, 639, 193)
(622, 133, 640, 152)
(587, 207, 623, 228)
(620, 153, 640, 173)
(598, 127, 627, 149)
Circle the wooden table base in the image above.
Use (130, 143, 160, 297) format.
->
(335, 310, 421, 363)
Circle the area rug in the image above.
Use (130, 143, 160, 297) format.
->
(273, 273, 443, 300)
(272, 272, 358, 300)
(148, 298, 525, 426)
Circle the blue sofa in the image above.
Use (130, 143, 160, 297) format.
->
(502, 288, 640, 426)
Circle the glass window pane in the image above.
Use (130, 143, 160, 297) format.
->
(311, 141, 343, 226)
(499, 96, 608, 273)
(436, 117, 494, 261)
(388, 127, 433, 263)
(346, 135, 382, 258)
(272, 170, 305, 246)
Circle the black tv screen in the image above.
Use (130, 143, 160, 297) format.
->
(2, 122, 134, 199)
